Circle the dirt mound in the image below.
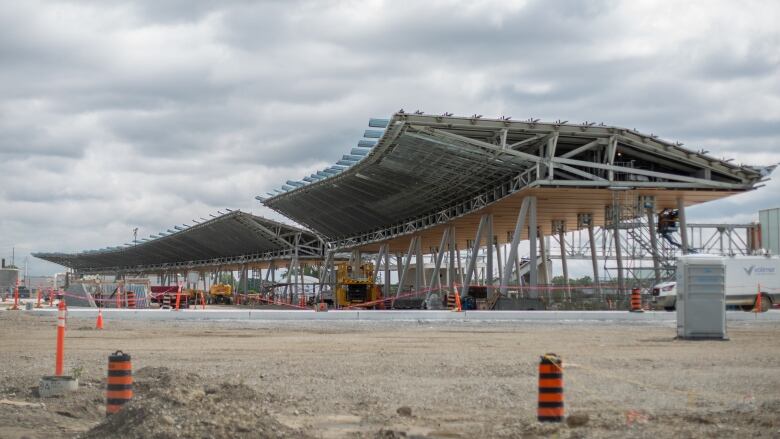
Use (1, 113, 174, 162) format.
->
(79, 367, 310, 439)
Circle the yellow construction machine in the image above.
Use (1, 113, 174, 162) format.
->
(208, 283, 233, 304)
(333, 262, 383, 308)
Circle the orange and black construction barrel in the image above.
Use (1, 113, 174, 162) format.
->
(630, 288, 643, 312)
(106, 350, 133, 415)
(538, 353, 564, 422)
(126, 291, 136, 309)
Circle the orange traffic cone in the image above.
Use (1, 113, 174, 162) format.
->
(96, 308, 104, 330)
(453, 287, 463, 312)
(753, 284, 762, 313)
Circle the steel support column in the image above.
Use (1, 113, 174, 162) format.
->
(464, 214, 490, 297)
(529, 196, 539, 297)
(612, 198, 625, 296)
(645, 197, 661, 285)
(500, 196, 533, 295)
(678, 197, 689, 255)
(426, 227, 450, 301)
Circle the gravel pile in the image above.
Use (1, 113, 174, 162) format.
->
(79, 367, 310, 439)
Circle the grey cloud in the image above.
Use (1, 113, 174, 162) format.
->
(1, 0, 779, 275)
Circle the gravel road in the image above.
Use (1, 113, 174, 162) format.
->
(1, 311, 779, 438)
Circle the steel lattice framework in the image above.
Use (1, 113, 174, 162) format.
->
(264, 113, 769, 251)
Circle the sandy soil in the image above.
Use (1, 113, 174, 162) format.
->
(1, 311, 779, 438)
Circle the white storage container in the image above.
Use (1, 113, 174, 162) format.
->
(676, 256, 728, 340)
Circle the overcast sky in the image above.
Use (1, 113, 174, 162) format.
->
(2, 0, 779, 276)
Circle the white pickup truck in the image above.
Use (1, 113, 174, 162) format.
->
(653, 255, 780, 312)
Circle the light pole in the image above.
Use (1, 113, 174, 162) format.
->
(133, 228, 138, 246)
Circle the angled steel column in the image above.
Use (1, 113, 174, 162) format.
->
(242, 264, 248, 294)
(395, 237, 417, 298)
(414, 237, 423, 295)
(486, 214, 494, 289)
(427, 227, 450, 301)
(500, 196, 532, 295)
(384, 249, 391, 300)
(494, 236, 502, 289)
(456, 243, 465, 290)
(540, 234, 549, 285)
(529, 197, 539, 295)
(645, 197, 661, 285)
(579, 214, 602, 297)
(395, 254, 403, 288)
(464, 214, 489, 297)
(373, 244, 387, 284)
(612, 198, 626, 296)
(448, 227, 456, 292)
(317, 250, 332, 298)
(553, 220, 569, 298)
(678, 197, 689, 255)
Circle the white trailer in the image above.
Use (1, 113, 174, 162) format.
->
(653, 255, 780, 311)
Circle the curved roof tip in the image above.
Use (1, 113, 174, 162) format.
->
(368, 118, 389, 128)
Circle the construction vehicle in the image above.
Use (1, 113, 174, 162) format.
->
(333, 262, 383, 308)
(208, 283, 233, 304)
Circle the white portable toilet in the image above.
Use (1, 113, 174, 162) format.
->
(676, 255, 728, 340)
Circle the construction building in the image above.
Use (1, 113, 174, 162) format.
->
(35, 113, 774, 309)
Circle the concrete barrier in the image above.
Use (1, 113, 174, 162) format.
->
(22, 308, 780, 322)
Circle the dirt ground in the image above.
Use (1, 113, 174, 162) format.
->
(1, 311, 779, 438)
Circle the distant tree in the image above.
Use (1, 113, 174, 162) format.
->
(219, 273, 235, 286)
(551, 275, 593, 286)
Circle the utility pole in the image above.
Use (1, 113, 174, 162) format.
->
(133, 228, 138, 246)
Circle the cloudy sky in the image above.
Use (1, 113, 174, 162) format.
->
(2, 0, 779, 276)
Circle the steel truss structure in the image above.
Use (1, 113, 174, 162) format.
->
(547, 192, 761, 288)
(34, 113, 773, 307)
(264, 113, 772, 298)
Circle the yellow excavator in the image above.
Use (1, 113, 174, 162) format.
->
(333, 262, 383, 308)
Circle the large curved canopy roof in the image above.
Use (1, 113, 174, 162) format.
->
(263, 113, 769, 241)
(34, 211, 322, 273)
